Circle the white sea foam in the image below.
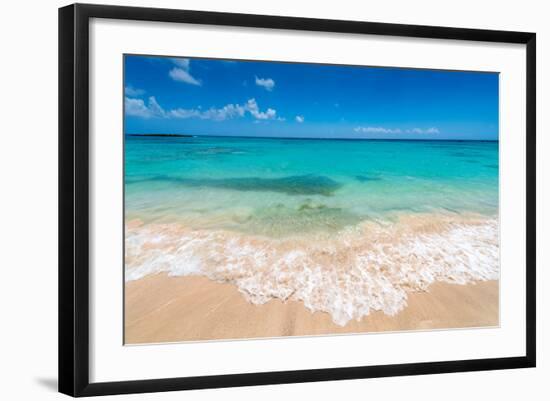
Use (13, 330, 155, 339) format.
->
(125, 214, 499, 326)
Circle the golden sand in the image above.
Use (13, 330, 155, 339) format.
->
(125, 274, 498, 344)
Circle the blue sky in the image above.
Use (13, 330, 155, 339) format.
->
(124, 55, 499, 140)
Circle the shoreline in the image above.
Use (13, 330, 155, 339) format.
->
(125, 274, 499, 344)
(125, 214, 499, 326)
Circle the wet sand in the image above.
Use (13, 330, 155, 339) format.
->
(125, 274, 499, 344)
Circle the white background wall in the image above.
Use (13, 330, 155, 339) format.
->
(0, 0, 547, 399)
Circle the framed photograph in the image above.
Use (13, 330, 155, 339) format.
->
(58, 3, 536, 397)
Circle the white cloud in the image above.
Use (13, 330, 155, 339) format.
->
(168, 58, 202, 86)
(147, 96, 166, 118)
(169, 67, 202, 86)
(124, 97, 164, 118)
(408, 127, 440, 134)
(295, 115, 304, 123)
(354, 126, 402, 134)
(125, 97, 277, 122)
(124, 85, 145, 97)
(171, 58, 190, 69)
(125, 97, 149, 118)
(353, 126, 439, 134)
(246, 98, 277, 119)
(167, 108, 201, 119)
(198, 103, 246, 121)
(255, 76, 275, 91)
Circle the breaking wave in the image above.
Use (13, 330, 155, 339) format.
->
(125, 213, 499, 326)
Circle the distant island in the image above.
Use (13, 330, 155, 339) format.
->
(127, 133, 193, 137)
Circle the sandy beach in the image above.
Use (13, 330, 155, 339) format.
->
(125, 274, 499, 344)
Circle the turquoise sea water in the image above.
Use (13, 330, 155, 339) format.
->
(125, 135, 500, 326)
(125, 135, 498, 236)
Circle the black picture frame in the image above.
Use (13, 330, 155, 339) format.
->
(59, 3, 536, 397)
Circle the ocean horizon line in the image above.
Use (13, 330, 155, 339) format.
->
(125, 133, 499, 142)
